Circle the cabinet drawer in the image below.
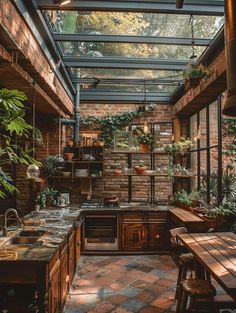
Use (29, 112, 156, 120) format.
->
(122, 214, 143, 223)
(146, 213, 167, 223)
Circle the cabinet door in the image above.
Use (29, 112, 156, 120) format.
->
(60, 246, 68, 308)
(75, 226, 81, 268)
(69, 231, 75, 283)
(49, 262, 60, 313)
(147, 223, 168, 250)
(122, 223, 145, 250)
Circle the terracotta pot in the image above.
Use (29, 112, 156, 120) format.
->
(67, 140, 74, 147)
(114, 169, 122, 176)
(135, 166, 147, 175)
(139, 143, 150, 153)
(64, 152, 74, 161)
(95, 140, 104, 147)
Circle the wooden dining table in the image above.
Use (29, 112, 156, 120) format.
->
(178, 232, 236, 302)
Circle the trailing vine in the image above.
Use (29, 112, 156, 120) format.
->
(80, 103, 158, 146)
(222, 118, 236, 162)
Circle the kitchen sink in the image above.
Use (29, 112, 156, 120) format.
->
(8, 237, 38, 245)
(19, 230, 46, 237)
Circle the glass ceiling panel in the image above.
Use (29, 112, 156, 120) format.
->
(58, 42, 206, 59)
(69, 68, 182, 80)
(43, 11, 224, 39)
(81, 84, 177, 93)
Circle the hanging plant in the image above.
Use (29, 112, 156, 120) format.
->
(222, 118, 236, 162)
(80, 103, 158, 147)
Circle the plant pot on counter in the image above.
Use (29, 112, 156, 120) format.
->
(135, 166, 147, 175)
(139, 143, 150, 153)
(64, 152, 74, 161)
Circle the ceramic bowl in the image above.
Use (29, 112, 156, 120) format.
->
(61, 171, 71, 177)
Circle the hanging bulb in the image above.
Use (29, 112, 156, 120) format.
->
(143, 121, 148, 133)
(27, 164, 40, 179)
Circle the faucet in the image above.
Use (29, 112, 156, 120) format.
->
(2, 208, 22, 237)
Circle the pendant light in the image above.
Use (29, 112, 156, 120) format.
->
(189, 15, 197, 66)
(143, 80, 148, 133)
(57, 109, 64, 168)
(26, 82, 40, 179)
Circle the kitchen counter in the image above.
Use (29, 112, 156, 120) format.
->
(0, 204, 171, 262)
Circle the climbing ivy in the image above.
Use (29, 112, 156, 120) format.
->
(80, 103, 158, 146)
(222, 118, 236, 162)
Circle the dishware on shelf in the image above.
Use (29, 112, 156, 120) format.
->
(64, 152, 74, 161)
(61, 171, 71, 177)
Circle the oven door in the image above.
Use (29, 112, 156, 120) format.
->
(84, 214, 118, 250)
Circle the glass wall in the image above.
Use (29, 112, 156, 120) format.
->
(189, 99, 221, 205)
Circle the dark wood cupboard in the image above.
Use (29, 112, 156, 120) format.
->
(49, 260, 60, 313)
(68, 231, 75, 283)
(75, 226, 81, 269)
(60, 245, 68, 309)
(121, 212, 169, 252)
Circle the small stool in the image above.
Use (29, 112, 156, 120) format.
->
(176, 278, 217, 313)
(175, 252, 194, 299)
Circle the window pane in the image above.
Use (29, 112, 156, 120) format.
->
(81, 83, 177, 92)
(43, 11, 223, 39)
(190, 114, 198, 150)
(58, 41, 206, 60)
(200, 108, 207, 149)
(209, 101, 218, 146)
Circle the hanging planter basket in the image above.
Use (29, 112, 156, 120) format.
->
(184, 78, 200, 91)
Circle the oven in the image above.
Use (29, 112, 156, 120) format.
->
(83, 214, 118, 250)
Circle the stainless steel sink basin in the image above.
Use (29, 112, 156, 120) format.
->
(8, 237, 38, 245)
(19, 230, 46, 237)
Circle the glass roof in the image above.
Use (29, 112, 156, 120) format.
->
(41, 7, 224, 102)
(44, 11, 223, 39)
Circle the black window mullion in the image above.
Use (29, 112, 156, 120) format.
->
(206, 105, 211, 204)
(217, 96, 223, 205)
(197, 113, 201, 190)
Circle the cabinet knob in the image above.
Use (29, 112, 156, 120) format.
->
(155, 234, 160, 239)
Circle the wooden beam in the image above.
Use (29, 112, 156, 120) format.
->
(173, 50, 226, 116)
(0, 45, 67, 117)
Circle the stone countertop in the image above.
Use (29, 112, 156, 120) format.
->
(0, 204, 171, 262)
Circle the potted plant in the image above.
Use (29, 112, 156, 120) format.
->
(165, 137, 192, 155)
(174, 190, 201, 209)
(43, 155, 63, 176)
(137, 132, 155, 152)
(36, 186, 59, 209)
(183, 63, 209, 90)
(134, 160, 147, 175)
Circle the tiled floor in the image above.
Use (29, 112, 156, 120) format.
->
(64, 255, 236, 313)
(64, 255, 178, 313)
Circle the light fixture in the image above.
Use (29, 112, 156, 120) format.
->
(143, 80, 148, 132)
(189, 15, 197, 65)
(176, 0, 184, 8)
(26, 82, 40, 180)
(53, 0, 71, 6)
(91, 78, 100, 88)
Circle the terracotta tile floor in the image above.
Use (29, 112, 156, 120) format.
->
(64, 255, 236, 313)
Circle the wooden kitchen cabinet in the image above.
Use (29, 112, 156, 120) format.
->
(121, 212, 169, 252)
(60, 245, 68, 309)
(68, 231, 75, 283)
(49, 260, 60, 313)
(122, 223, 145, 250)
(75, 226, 81, 269)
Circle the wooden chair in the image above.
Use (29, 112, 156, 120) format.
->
(170, 227, 195, 299)
(176, 278, 217, 313)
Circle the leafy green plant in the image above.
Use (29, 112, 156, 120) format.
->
(43, 155, 62, 176)
(174, 190, 201, 207)
(165, 137, 192, 155)
(36, 186, 59, 208)
(79, 103, 157, 147)
(137, 132, 155, 146)
(0, 88, 41, 198)
(136, 160, 147, 168)
(183, 63, 209, 81)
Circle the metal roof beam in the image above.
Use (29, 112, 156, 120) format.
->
(64, 57, 188, 70)
(80, 91, 174, 103)
(72, 78, 181, 85)
(54, 34, 211, 46)
(36, 0, 224, 15)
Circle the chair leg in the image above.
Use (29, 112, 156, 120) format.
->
(179, 291, 188, 313)
(175, 264, 183, 299)
(176, 286, 183, 313)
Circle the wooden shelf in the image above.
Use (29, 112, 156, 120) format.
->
(111, 151, 170, 155)
(49, 176, 103, 179)
(64, 160, 103, 163)
(122, 173, 192, 178)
